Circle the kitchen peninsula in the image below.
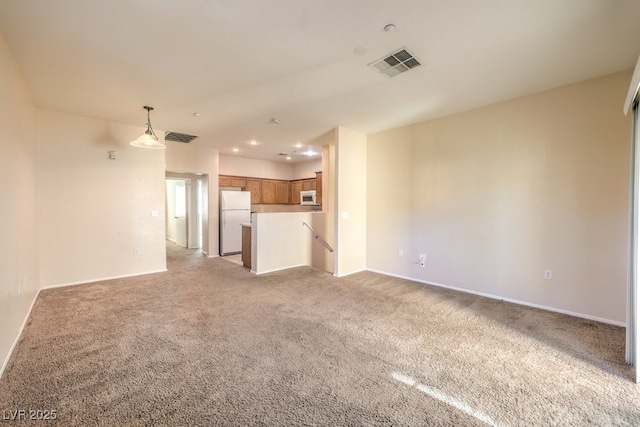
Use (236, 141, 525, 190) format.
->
(242, 211, 332, 275)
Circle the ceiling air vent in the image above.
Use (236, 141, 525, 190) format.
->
(165, 131, 198, 143)
(369, 48, 421, 78)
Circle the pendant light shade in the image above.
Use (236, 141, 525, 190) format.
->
(130, 106, 165, 149)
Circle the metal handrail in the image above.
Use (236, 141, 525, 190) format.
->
(302, 222, 334, 252)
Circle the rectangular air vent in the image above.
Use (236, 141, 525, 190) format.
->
(165, 131, 198, 143)
(369, 48, 421, 78)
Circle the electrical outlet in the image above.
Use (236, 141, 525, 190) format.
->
(398, 249, 404, 257)
(419, 254, 426, 268)
(134, 248, 141, 255)
(544, 269, 552, 280)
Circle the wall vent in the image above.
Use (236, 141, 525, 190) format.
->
(369, 48, 421, 78)
(165, 131, 198, 143)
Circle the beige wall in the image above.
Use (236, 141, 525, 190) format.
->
(165, 141, 219, 256)
(252, 212, 313, 274)
(37, 110, 167, 288)
(252, 212, 332, 274)
(220, 149, 321, 182)
(335, 127, 367, 276)
(323, 144, 336, 274)
(0, 28, 40, 377)
(219, 154, 293, 180)
(292, 159, 322, 180)
(367, 71, 632, 324)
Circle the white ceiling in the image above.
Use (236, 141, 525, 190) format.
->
(1, 0, 639, 163)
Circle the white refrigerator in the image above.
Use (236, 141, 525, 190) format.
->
(220, 190, 251, 255)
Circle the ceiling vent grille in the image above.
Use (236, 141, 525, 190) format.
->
(369, 48, 421, 78)
(165, 131, 198, 143)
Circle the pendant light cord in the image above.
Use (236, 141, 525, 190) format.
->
(144, 106, 158, 140)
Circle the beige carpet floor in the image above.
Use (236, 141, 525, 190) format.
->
(1, 242, 639, 426)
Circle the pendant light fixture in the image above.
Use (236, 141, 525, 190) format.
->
(130, 106, 166, 149)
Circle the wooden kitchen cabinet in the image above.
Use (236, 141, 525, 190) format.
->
(276, 181, 290, 204)
(231, 177, 246, 188)
(290, 181, 302, 204)
(221, 174, 322, 206)
(245, 179, 261, 204)
(315, 172, 322, 206)
(219, 175, 247, 188)
(242, 225, 252, 269)
(261, 180, 276, 204)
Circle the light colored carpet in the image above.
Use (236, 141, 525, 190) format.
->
(1, 242, 639, 426)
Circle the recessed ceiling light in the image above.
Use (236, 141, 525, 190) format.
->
(271, 118, 282, 124)
(247, 140, 260, 146)
(193, 112, 201, 117)
(286, 156, 292, 160)
(232, 148, 239, 153)
(295, 143, 302, 148)
(303, 150, 317, 157)
(384, 24, 396, 32)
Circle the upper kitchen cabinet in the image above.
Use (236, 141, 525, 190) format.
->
(218, 175, 246, 189)
(218, 174, 322, 206)
(291, 181, 302, 205)
(275, 181, 290, 204)
(231, 177, 246, 188)
(246, 179, 261, 204)
(261, 180, 277, 204)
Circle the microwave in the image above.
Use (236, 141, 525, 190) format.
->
(300, 190, 317, 205)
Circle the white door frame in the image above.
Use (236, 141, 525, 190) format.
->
(624, 55, 640, 383)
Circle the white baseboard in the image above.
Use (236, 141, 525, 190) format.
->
(202, 250, 219, 258)
(42, 269, 168, 290)
(366, 268, 625, 327)
(334, 268, 367, 278)
(254, 264, 308, 275)
(0, 288, 41, 380)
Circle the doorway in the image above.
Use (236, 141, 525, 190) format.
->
(166, 178, 189, 248)
(165, 173, 206, 250)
